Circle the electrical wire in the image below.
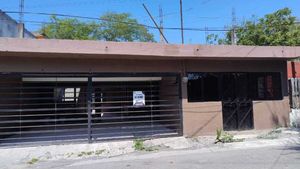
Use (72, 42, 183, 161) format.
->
(3, 11, 297, 32)
(3, 11, 153, 28)
(2, 11, 231, 32)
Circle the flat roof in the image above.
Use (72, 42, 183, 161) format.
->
(0, 37, 299, 60)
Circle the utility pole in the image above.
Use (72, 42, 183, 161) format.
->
(19, 0, 24, 23)
(205, 26, 208, 44)
(159, 5, 165, 43)
(142, 4, 169, 43)
(231, 7, 236, 45)
(18, 0, 24, 38)
(180, 0, 184, 44)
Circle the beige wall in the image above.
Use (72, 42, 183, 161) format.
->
(182, 59, 289, 136)
(0, 56, 290, 137)
(253, 97, 290, 130)
(0, 57, 181, 73)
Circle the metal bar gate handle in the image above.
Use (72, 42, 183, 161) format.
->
(87, 76, 93, 143)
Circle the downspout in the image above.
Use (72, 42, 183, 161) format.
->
(291, 61, 296, 78)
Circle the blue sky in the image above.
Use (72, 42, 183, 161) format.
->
(1, 0, 299, 44)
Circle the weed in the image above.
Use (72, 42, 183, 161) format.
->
(66, 152, 74, 158)
(257, 128, 282, 139)
(133, 139, 159, 151)
(77, 152, 84, 157)
(75, 149, 106, 157)
(133, 139, 145, 151)
(95, 149, 105, 155)
(215, 129, 244, 143)
(144, 146, 158, 152)
(222, 132, 234, 143)
(216, 129, 222, 142)
(234, 138, 245, 142)
(27, 158, 39, 165)
(77, 151, 94, 157)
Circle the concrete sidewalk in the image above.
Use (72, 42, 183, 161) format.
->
(0, 128, 299, 169)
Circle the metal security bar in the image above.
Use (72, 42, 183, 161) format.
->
(0, 73, 182, 146)
(90, 77, 181, 141)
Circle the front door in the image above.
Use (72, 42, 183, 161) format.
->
(221, 73, 254, 131)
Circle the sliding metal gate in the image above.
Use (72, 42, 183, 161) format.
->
(0, 73, 182, 146)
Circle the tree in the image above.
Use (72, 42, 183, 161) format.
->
(40, 16, 98, 40)
(207, 8, 300, 46)
(97, 13, 155, 42)
(206, 34, 219, 45)
(40, 13, 155, 42)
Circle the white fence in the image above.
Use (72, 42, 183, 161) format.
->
(289, 78, 300, 127)
(289, 78, 300, 108)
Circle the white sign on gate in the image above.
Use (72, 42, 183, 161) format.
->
(133, 91, 145, 107)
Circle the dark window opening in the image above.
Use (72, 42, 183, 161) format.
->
(187, 72, 282, 102)
(248, 73, 282, 100)
(187, 73, 219, 102)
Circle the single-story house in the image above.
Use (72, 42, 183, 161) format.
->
(0, 10, 35, 38)
(0, 38, 299, 146)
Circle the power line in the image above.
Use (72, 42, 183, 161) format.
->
(4, 10, 156, 29)
(143, 7, 193, 20)
(9, 10, 291, 33)
(0, 18, 231, 32)
(1, 0, 120, 10)
(2, 11, 231, 32)
(201, 0, 212, 5)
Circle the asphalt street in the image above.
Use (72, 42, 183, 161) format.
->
(30, 144, 300, 169)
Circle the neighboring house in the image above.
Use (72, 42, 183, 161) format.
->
(287, 61, 300, 108)
(0, 10, 35, 38)
(287, 61, 300, 79)
(287, 61, 300, 127)
(0, 38, 299, 146)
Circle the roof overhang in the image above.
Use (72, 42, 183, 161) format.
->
(0, 38, 299, 60)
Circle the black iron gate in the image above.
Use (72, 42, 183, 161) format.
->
(222, 98, 253, 130)
(0, 73, 182, 146)
(221, 73, 254, 131)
